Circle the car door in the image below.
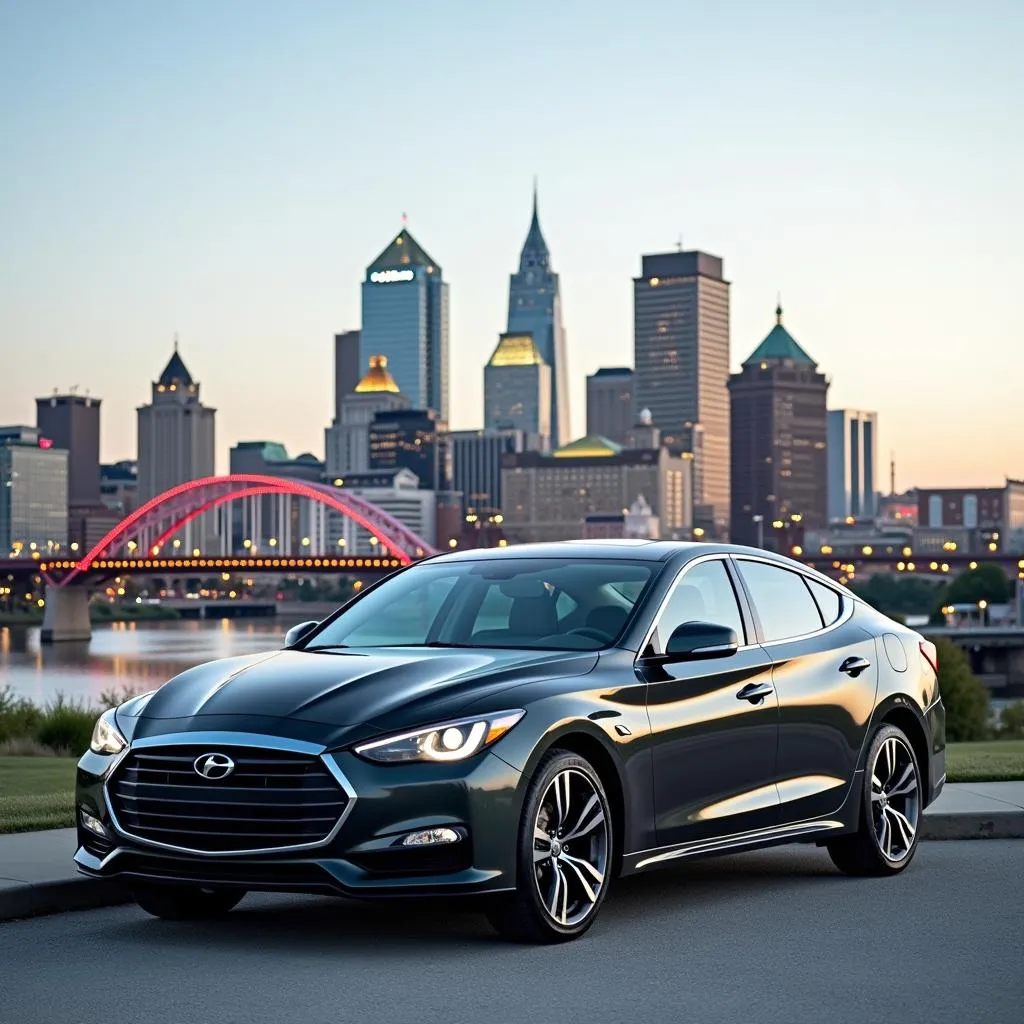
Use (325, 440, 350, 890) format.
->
(732, 557, 877, 824)
(642, 556, 780, 848)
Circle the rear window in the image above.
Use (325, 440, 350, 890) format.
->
(806, 578, 842, 625)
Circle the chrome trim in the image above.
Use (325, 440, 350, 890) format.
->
(102, 732, 358, 858)
(632, 819, 845, 870)
(730, 554, 855, 647)
(636, 554, 759, 662)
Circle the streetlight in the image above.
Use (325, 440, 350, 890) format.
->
(752, 515, 764, 549)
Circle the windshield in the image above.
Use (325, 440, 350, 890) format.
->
(306, 557, 659, 651)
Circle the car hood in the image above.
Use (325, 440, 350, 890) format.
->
(129, 646, 598, 748)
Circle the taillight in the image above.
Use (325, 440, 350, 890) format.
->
(919, 640, 938, 677)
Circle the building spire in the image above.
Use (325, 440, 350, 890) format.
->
(173, 331, 179, 352)
(775, 295, 783, 325)
(532, 175, 538, 218)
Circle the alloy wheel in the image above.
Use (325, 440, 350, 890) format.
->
(869, 735, 920, 862)
(532, 768, 610, 927)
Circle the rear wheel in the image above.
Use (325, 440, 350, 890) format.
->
(131, 883, 246, 920)
(828, 723, 922, 877)
(487, 749, 612, 944)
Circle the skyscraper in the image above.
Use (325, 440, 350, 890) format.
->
(35, 392, 101, 508)
(369, 407, 451, 492)
(729, 306, 829, 548)
(633, 249, 730, 536)
(136, 346, 216, 549)
(506, 185, 570, 447)
(483, 333, 551, 448)
(334, 330, 361, 421)
(449, 428, 527, 515)
(361, 227, 448, 419)
(827, 409, 878, 521)
(0, 426, 68, 553)
(586, 367, 635, 445)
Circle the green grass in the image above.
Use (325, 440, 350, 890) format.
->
(0, 757, 77, 834)
(946, 740, 1024, 782)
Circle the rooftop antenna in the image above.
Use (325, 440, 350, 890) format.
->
(890, 451, 896, 495)
(401, 212, 408, 227)
(676, 233, 683, 252)
(173, 331, 179, 352)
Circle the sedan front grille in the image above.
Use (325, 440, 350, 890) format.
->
(107, 745, 350, 854)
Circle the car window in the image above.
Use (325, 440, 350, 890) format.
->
(336, 575, 459, 646)
(806, 578, 842, 626)
(736, 560, 824, 642)
(309, 557, 657, 651)
(652, 559, 745, 653)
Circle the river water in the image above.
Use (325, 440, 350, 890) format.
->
(1, 620, 306, 707)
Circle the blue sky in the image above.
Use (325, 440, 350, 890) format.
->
(1, 0, 1021, 486)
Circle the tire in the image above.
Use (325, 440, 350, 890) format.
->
(486, 748, 613, 944)
(827, 723, 923, 877)
(131, 884, 246, 921)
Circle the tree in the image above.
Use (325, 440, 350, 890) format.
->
(943, 563, 1012, 607)
(932, 637, 990, 741)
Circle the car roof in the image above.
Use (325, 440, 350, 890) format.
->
(427, 540, 860, 600)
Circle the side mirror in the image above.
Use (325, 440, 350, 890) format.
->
(284, 620, 319, 648)
(663, 621, 739, 661)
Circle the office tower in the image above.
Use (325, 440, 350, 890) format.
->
(586, 367, 635, 445)
(325, 355, 411, 479)
(136, 346, 216, 550)
(361, 227, 448, 419)
(827, 409, 878, 521)
(35, 392, 101, 507)
(506, 185, 570, 446)
(729, 305, 828, 548)
(448, 428, 527, 515)
(369, 407, 451, 492)
(633, 248, 730, 536)
(0, 426, 68, 553)
(483, 333, 551, 448)
(334, 331, 362, 420)
(501, 434, 692, 544)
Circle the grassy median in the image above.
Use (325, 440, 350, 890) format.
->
(1, 741, 1022, 836)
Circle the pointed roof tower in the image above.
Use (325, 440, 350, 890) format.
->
(518, 178, 550, 270)
(157, 342, 195, 388)
(368, 227, 440, 274)
(742, 302, 817, 367)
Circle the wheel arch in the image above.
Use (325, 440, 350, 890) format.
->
(526, 725, 628, 880)
(871, 696, 931, 794)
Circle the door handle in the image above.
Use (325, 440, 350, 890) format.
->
(736, 681, 774, 704)
(839, 656, 871, 677)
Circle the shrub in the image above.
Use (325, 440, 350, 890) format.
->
(0, 686, 43, 743)
(933, 637, 991, 742)
(98, 685, 146, 709)
(33, 695, 99, 756)
(999, 701, 1024, 740)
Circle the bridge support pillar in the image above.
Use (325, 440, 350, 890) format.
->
(40, 586, 91, 644)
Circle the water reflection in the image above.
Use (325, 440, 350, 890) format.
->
(0, 619, 305, 706)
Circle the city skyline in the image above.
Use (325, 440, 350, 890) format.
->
(1, 2, 1021, 487)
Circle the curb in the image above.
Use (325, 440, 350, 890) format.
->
(2, 812, 1022, 924)
(0, 876, 131, 923)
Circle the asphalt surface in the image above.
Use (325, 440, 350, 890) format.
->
(1, 841, 1020, 1024)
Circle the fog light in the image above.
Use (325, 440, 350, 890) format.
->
(79, 809, 108, 838)
(401, 827, 461, 847)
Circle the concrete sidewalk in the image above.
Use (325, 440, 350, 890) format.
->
(1, 782, 1022, 924)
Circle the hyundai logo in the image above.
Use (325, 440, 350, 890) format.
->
(193, 752, 235, 780)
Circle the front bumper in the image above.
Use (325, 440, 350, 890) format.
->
(74, 734, 522, 898)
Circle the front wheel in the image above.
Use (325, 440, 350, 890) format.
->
(131, 883, 246, 920)
(827, 723, 922, 877)
(486, 749, 613, 944)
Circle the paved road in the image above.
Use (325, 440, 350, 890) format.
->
(1, 841, 1020, 1024)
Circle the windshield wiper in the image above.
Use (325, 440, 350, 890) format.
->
(303, 644, 351, 652)
(389, 641, 479, 649)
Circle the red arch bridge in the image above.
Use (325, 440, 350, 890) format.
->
(0, 474, 440, 642)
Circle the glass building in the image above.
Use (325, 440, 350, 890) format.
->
(361, 228, 449, 419)
(0, 426, 68, 554)
(483, 333, 551, 448)
(506, 185, 570, 447)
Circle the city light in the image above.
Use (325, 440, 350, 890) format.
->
(449, 539, 458, 548)
(862, 546, 873, 555)
(243, 539, 252, 548)
(268, 538, 277, 547)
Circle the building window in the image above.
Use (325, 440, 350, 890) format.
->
(928, 495, 942, 528)
(963, 494, 978, 530)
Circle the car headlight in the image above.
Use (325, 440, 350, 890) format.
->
(354, 710, 525, 764)
(89, 708, 127, 755)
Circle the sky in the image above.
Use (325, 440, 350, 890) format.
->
(1, 0, 1022, 488)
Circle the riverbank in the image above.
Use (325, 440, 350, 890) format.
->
(2, 741, 1023, 835)
(0, 604, 181, 627)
